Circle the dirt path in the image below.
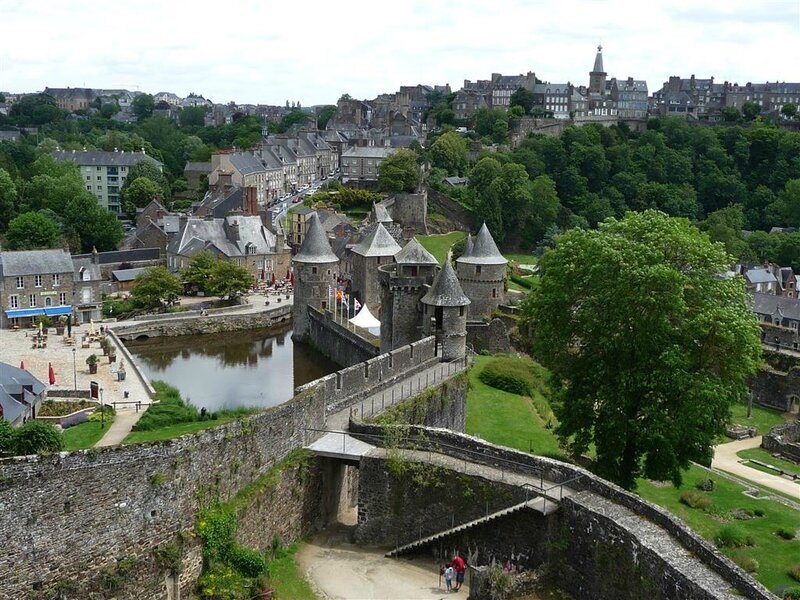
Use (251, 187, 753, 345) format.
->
(711, 436, 799, 497)
(296, 526, 467, 600)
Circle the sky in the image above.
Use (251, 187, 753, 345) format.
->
(1, 0, 798, 107)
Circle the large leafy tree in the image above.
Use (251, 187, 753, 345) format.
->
(378, 149, 420, 193)
(510, 87, 536, 114)
(124, 161, 171, 199)
(131, 266, 183, 309)
(180, 250, 217, 294)
(0, 168, 17, 230)
(207, 260, 253, 300)
(429, 131, 469, 176)
(121, 176, 162, 214)
(132, 94, 155, 121)
(5, 211, 62, 250)
(522, 210, 762, 489)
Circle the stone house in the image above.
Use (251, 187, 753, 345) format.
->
(753, 292, 800, 333)
(452, 89, 491, 120)
(0, 249, 75, 329)
(71, 251, 103, 324)
(532, 83, 572, 119)
(490, 72, 537, 109)
(167, 215, 290, 282)
(0, 362, 46, 425)
(610, 77, 649, 119)
(744, 268, 778, 294)
(341, 147, 396, 185)
(209, 152, 276, 205)
(43, 87, 94, 111)
(183, 162, 212, 189)
(775, 267, 797, 298)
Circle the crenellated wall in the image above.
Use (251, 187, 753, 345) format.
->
(307, 306, 380, 367)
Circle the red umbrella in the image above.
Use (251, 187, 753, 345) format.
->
(48, 362, 56, 385)
(271, 272, 276, 285)
(19, 360, 25, 370)
(286, 268, 291, 279)
(289, 272, 294, 286)
(260, 268, 265, 281)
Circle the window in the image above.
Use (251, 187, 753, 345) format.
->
(82, 288, 91, 304)
(16, 277, 23, 289)
(9, 295, 18, 309)
(34, 275, 43, 287)
(97, 185, 102, 191)
(53, 274, 60, 287)
(476, 265, 482, 275)
(29, 295, 36, 308)
(311, 266, 318, 275)
(492, 288, 497, 298)
(87, 186, 92, 191)
(459, 306, 465, 317)
(45, 297, 52, 307)
(97, 176, 102, 181)
(59, 292, 67, 305)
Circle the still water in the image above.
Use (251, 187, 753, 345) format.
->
(125, 326, 338, 412)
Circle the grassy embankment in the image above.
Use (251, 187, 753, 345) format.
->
(466, 354, 799, 593)
(417, 231, 466, 264)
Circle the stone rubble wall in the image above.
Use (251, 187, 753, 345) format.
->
(762, 421, 800, 463)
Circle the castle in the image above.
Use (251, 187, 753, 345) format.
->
(292, 209, 508, 360)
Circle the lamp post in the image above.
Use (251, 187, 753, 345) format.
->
(99, 387, 104, 429)
(72, 348, 77, 392)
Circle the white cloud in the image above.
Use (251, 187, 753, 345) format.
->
(1, 0, 798, 104)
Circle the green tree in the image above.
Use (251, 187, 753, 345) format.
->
(179, 106, 207, 128)
(121, 176, 162, 214)
(100, 102, 120, 119)
(781, 103, 797, 120)
(207, 260, 253, 300)
(124, 161, 171, 200)
(180, 250, 217, 294)
(0, 418, 14, 455)
(509, 87, 536, 114)
(0, 167, 17, 230)
(468, 157, 503, 198)
(522, 210, 762, 489)
(378, 149, 420, 193)
(702, 204, 750, 259)
(5, 211, 61, 249)
(316, 105, 337, 130)
(492, 119, 509, 144)
(132, 93, 155, 120)
(721, 107, 741, 122)
(131, 266, 182, 309)
(429, 131, 469, 176)
(741, 101, 761, 121)
(766, 178, 800, 227)
(12, 420, 63, 455)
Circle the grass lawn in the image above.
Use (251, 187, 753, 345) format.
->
(122, 416, 241, 444)
(637, 465, 800, 592)
(417, 231, 466, 264)
(62, 419, 114, 451)
(737, 447, 800, 479)
(466, 355, 562, 456)
(728, 401, 786, 436)
(503, 253, 538, 265)
(267, 543, 317, 600)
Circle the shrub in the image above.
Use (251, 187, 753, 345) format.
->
(132, 381, 200, 431)
(13, 420, 64, 455)
(753, 508, 766, 517)
(695, 478, 715, 492)
(229, 545, 267, 578)
(790, 564, 800, 582)
(777, 527, 797, 540)
(715, 525, 755, 548)
(0, 419, 15, 456)
(783, 587, 800, 600)
(479, 356, 543, 397)
(510, 274, 533, 290)
(679, 491, 712, 510)
(732, 555, 759, 573)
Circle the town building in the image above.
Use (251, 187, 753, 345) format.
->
(753, 292, 800, 333)
(52, 150, 164, 214)
(71, 250, 103, 324)
(610, 77, 649, 119)
(341, 147, 396, 185)
(0, 362, 46, 425)
(490, 72, 537, 109)
(44, 87, 94, 111)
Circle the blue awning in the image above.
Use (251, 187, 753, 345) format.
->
(5, 308, 45, 318)
(44, 306, 73, 316)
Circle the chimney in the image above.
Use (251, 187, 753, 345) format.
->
(244, 187, 258, 215)
(227, 220, 240, 242)
(92, 246, 99, 265)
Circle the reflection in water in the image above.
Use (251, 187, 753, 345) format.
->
(126, 325, 338, 412)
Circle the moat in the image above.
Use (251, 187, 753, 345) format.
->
(125, 325, 339, 412)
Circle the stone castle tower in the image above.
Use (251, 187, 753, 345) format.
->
(455, 223, 508, 321)
(378, 237, 439, 353)
(421, 260, 470, 361)
(589, 44, 607, 95)
(350, 222, 401, 316)
(291, 212, 339, 341)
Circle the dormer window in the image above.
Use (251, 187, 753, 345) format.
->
(80, 267, 90, 281)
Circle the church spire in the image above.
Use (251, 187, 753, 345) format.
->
(593, 44, 604, 74)
(589, 43, 607, 95)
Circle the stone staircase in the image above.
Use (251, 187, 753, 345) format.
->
(385, 496, 559, 558)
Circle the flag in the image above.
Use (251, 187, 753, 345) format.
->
(48, 362, 56, 385)
(342, 293, 349, 309)
(19, 360, 25, 370)
(335, 289, 343, 302)
(353, 298, 362, 312)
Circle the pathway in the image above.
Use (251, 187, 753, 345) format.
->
(95, 405, 146, 447)
(711, 436, 799, 498)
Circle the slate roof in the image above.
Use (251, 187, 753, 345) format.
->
(352, 223, 401, 257)
(73, 248, 160, 264)
(229, 153, 266, 176)
(112, 267, 147, 282)
(52, 150, 162, 168)
(0, 362, 46, 424)
(72, 257, 102, 282)
(0, 249, 74, 277)
(421, 261, 470, 307)
(592, 46, 604, 73)
(462, 234, 474, 258)
(745, 268, 777, 285)
(169, 216, 279, 258)
(372, 203, 393, 223)
(342, 146, 396, 159)
(753, 292, 800, 321)
(293, 213, 339, 264)
(195, 187, 244, 218)
(394, 238, 437, 266)
(184, 161, 211, 174)
(456, 224, 507, 265)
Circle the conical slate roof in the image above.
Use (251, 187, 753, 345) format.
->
(371, 203, 393, 223)
(394, 237, 438, 266)
(421, 261, 470, 307)
(462, 233, 474, 258)
(293, 212, 338, 263)
(456, 223, 507, 265)
(592, 44, 604, 73)
(352, 222, 402, 257)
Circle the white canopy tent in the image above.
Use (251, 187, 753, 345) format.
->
(349, 304, 380, 335)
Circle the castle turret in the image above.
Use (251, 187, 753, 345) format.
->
(350, 222, 401, 316)
(589, 44, 607, 95)
(421, 260, 470, 361)
(455, 223, 507, 320)
(463, 233, 474, 258)
(291, 212, 339, 341)
(379, 237, 438, 352)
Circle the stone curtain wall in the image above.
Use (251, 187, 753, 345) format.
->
(307, 306, 380, 367)
(113, 305, 292, 340)
(348, 422, 774, 600)
(389, 192, 428, 236)
(466, 319, 511, 354)
(296, 333, 438, 415)
(749, 366, 800, 412)
(427, 188, 475, 232)
(0, 385, 326, 599)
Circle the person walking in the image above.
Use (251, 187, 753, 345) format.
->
(450, 553, 466, 592)
(444, 564, 454, 592)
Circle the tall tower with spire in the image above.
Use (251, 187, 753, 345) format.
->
(421, 260, 470, 361)
(291, 212, 339, 341)
(589, 44, 607, 95)
(455, 223, 507, 320)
